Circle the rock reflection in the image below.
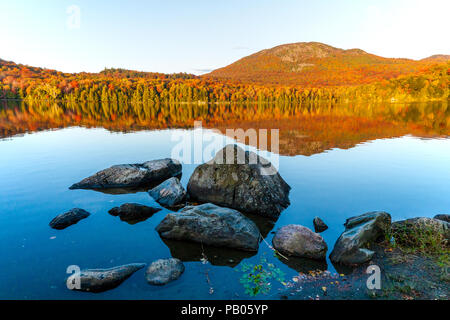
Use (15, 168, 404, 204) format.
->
(276, 255, 328, 274)
(161, 238, 257, 267)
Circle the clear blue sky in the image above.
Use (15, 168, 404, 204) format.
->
(0, 0, 449, 74)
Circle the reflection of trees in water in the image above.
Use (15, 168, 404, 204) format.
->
(0, 100, 448, 156)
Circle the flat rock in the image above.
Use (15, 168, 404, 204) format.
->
(69, 158, 181, 190)
(66, 263, 145, 293)
(149, 177, 186, 207)
(156, 203, 260, 251)
(108, 203, 161, 224)
(272, 224, 327, 259)
(330, 211, 391, 265)
(313, 216, 328, 233)
(187, 145, 290, 219)
(49, 208, 90, 230)
(145, 258, 185, 285)
(433, 214, 450, 223)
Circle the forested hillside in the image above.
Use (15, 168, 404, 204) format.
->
(0, 43, 449, 104)
(207, 42, 450, 87)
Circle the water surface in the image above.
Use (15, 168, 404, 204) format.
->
(0, 101, 449, 299)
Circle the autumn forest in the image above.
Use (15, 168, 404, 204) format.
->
(1, 43, 449, 106)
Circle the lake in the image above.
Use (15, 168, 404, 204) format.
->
(0, 100, 449, 299)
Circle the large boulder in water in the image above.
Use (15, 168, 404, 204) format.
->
(49, 208, 90, 230)
(330, 211, 391, 266)
(145, 258, 185, 286)
(149, 177, 186, 207)
(156, 203, 260, 251)
(66, 263, 145, 293)
(272, 225, 327, 260)
(69, 158, 181, 190)
(187, 145, 290, 219)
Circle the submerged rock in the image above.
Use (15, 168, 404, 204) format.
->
(49, 208, 90, 230)
(187, 145, 290, 219)
(69, 158, 181, 190)
(392, 217, 450, 243)
(313, 217, 328, 233)
(145, 258, 185, 285)
(66, 263, 145, 293)
(272, 225, 327, 260)
(149, 177, 186, 207)
(433, 214, 450, 223)
(108, 203, 161, 224)
(156, 203, 260, 251)
(330, 211, 391, 266)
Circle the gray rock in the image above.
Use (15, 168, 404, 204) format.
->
(108, 203, 160, 224)
(330, 211, 391, 265)
(66, 263, 145, 293)
(272, 225, 327, 260)
(69, 158, 181, 190)
(149, 177, 186, 207)
(145, 258, 185, 285)
(156, 203, 260, 251)
(187, 145, 290, 219)
(434, 214, 450, 223)
(313, 217, 328, 233)
(392, 217, 450, 243)
(49, 208, 90, 230)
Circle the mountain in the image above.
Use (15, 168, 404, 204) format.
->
(421, 55, 450, 62)
(206, 42, 447, 87)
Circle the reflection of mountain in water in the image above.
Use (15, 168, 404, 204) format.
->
(0, 100, 448, 156)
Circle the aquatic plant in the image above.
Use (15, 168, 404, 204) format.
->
(238, 257, 285, 296)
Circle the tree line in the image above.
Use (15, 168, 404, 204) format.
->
(0, 59, 448, 104)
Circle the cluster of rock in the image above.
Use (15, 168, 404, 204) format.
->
(50, 159, 182, 230)
(271, 211, 449, 268)
(66, 259, 186, 292)
(53, 144, 450, 293)
(55, 144, 294, 292)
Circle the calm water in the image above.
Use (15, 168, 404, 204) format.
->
(1, 102, 450, 299)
